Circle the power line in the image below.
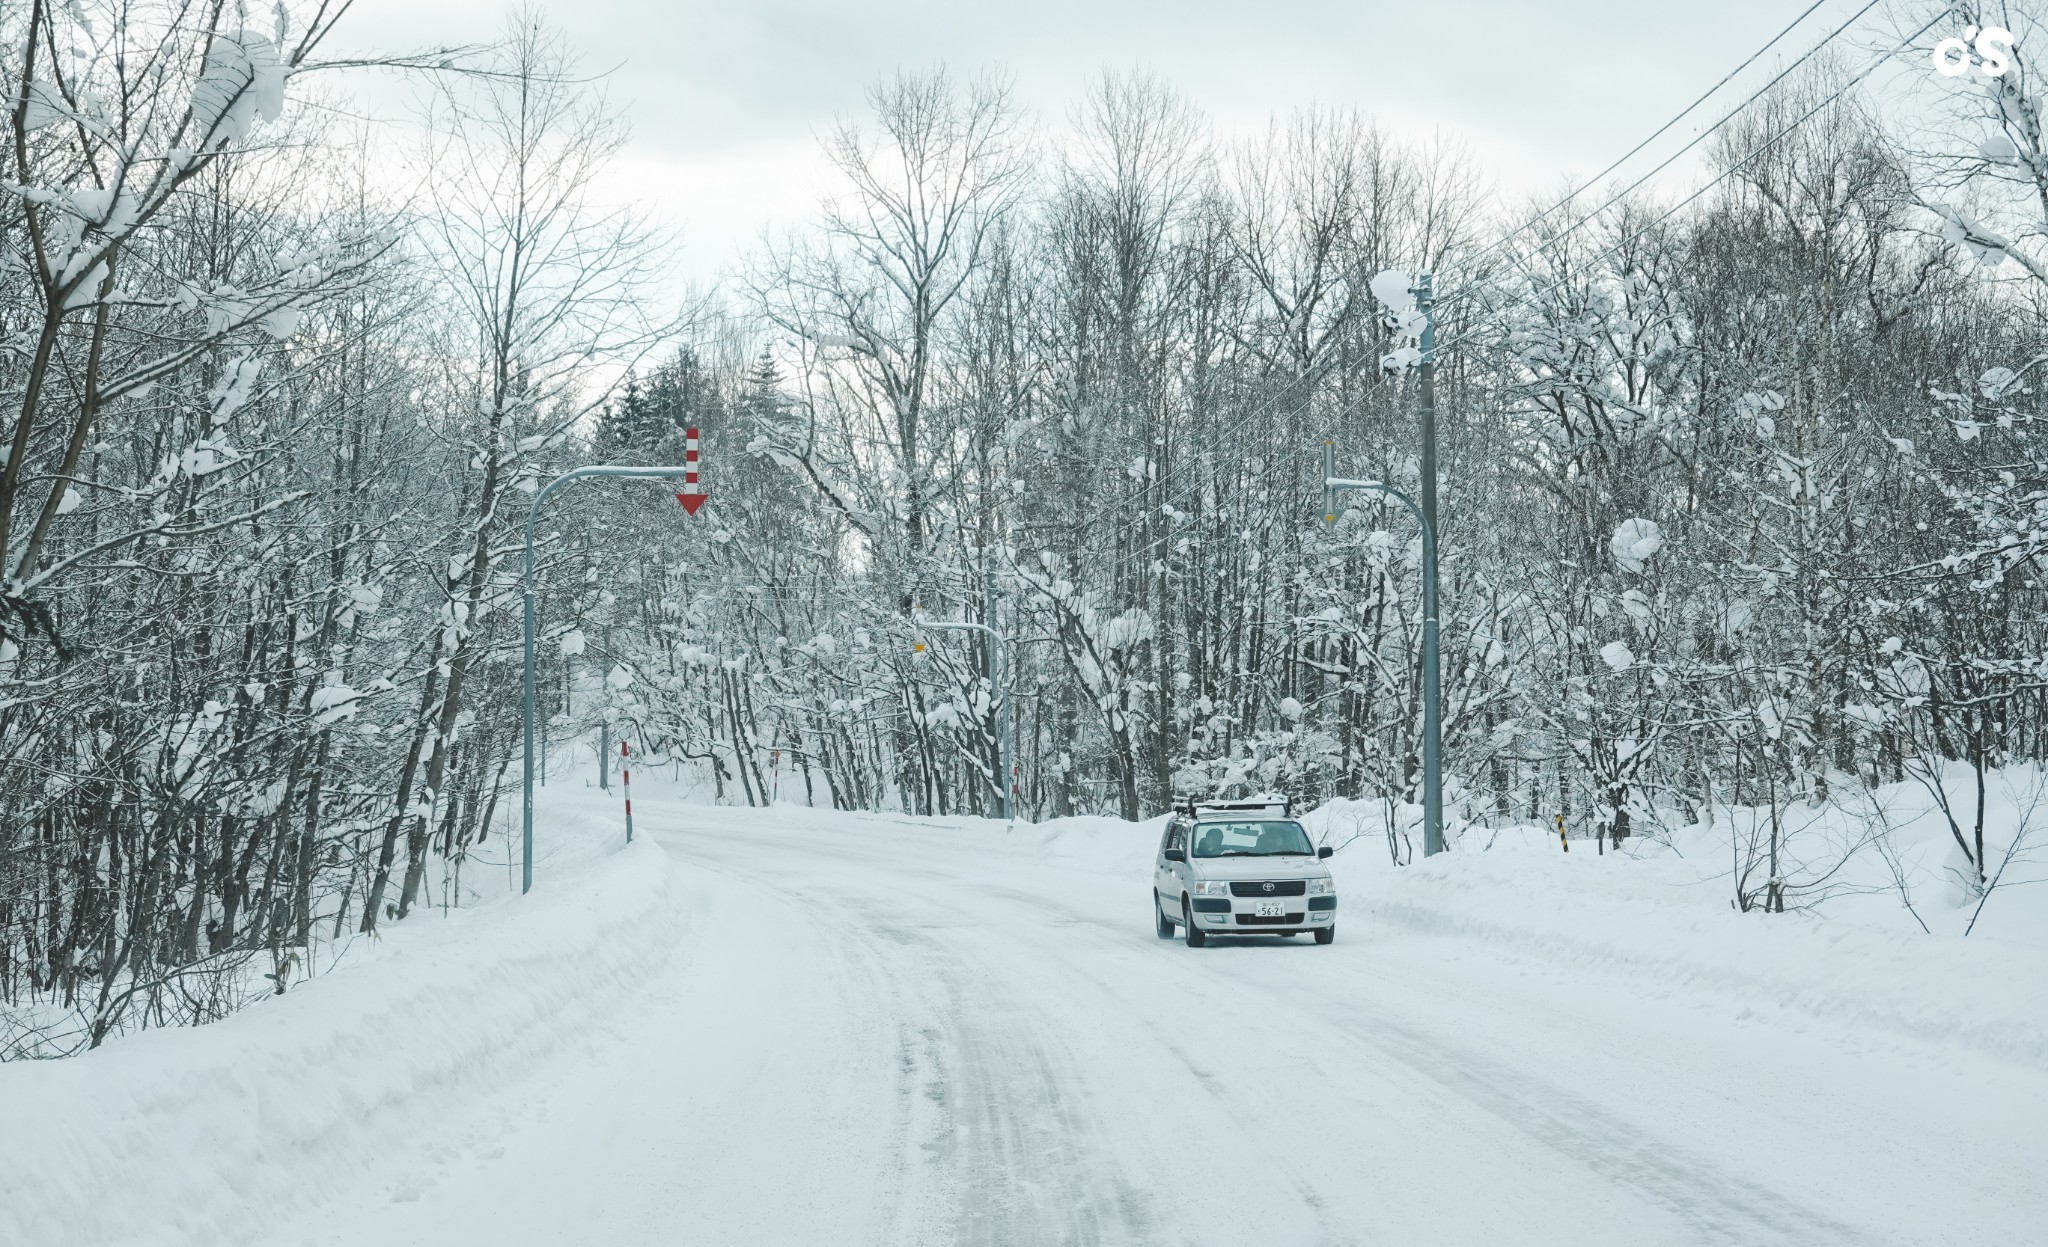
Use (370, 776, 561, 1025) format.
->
(1457, 0, 1854, 281)
(1436, 10, 1943, 356)
(1448, 0, 1887, 308)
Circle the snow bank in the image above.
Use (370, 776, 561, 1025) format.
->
(0, 816, 674, 1247)
(1352, 839, 2048, 1072)
(1297, 786, 2048, 1074)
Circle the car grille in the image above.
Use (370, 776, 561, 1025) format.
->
(1235, 913, 1305, 925)
(1230, 880, 1306, 897)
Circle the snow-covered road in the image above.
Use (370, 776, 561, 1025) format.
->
(277, 805, 2046, 1247)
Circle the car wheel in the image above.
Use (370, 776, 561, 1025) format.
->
(1313, 925, 1335, 945)
(1154, 890, 1176, 938)
(1183, 898, 1207, 947)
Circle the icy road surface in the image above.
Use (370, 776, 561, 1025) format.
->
(282, 806, 2044, 1247)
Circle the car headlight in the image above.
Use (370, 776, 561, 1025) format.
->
(1193, 880, 1232, 897)
(1307, 877, 1335, 895)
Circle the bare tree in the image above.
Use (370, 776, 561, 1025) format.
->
(751, 67, 1025, 573)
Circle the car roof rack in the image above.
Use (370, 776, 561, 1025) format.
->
(1174, 797, 1293, 819)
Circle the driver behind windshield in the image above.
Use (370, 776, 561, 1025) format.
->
(1191, 821, 1314, 856)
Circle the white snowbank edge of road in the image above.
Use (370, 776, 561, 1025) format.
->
(1365, 883, 2048, 1074)
(0, 837, 676, 1247)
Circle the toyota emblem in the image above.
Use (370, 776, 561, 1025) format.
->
(1261, 882, 1275, 893)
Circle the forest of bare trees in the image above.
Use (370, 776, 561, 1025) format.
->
(4, 0, 2044, 1054)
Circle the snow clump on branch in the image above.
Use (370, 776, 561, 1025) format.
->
(1610, 518, 1664, 574)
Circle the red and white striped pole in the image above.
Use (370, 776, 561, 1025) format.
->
(621, 739, 634, 843)
(675, 427, 706, 516)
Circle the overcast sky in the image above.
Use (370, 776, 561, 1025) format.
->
(328, 0, 1897, 286)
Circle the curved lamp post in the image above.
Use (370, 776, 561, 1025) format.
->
(523, 465, 690, 894)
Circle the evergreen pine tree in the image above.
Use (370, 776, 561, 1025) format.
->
(738, 349, 785, 435)
(643, 346, 714, 447)
(595, 371, 648, 457)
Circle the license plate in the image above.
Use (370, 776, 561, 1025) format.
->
(1256, 901, 1286, 917)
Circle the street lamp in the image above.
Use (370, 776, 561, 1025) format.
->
(912, 574, 1012, 820)
(1324, 444, 1444, 858)
(522, 465, 692, 894)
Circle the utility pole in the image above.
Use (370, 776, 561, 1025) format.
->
(1324, 269, 1445, 857)
(1414, 271, 1444, 858)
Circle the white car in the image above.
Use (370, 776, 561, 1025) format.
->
(1152, 800, 1337, 946)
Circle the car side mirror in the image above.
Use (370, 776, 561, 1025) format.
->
(1317, 846, 1334, 860)
(1163, 848, 1186, 863)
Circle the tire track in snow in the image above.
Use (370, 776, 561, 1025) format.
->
(1328, 1001, 1875, 1247)
(697, 845, 1155, 1245)
(829, 871, 1350, 1245)
(674, 853, 939, 1243)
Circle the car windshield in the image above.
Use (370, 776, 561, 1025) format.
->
(1189, 820, 1315, 857)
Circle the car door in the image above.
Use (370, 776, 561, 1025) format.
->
(1158, 819, 1189, 915)
(1155, 819, 1184, 916)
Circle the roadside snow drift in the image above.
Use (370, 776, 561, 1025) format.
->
(0, 818, 671, 1247)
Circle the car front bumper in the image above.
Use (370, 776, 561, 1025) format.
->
(1191, 893, 1336, 932)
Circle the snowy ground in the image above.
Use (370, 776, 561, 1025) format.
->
(7, 768, 2046, 1247)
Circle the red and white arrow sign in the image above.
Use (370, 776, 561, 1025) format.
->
(676, 426, 706, 516)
